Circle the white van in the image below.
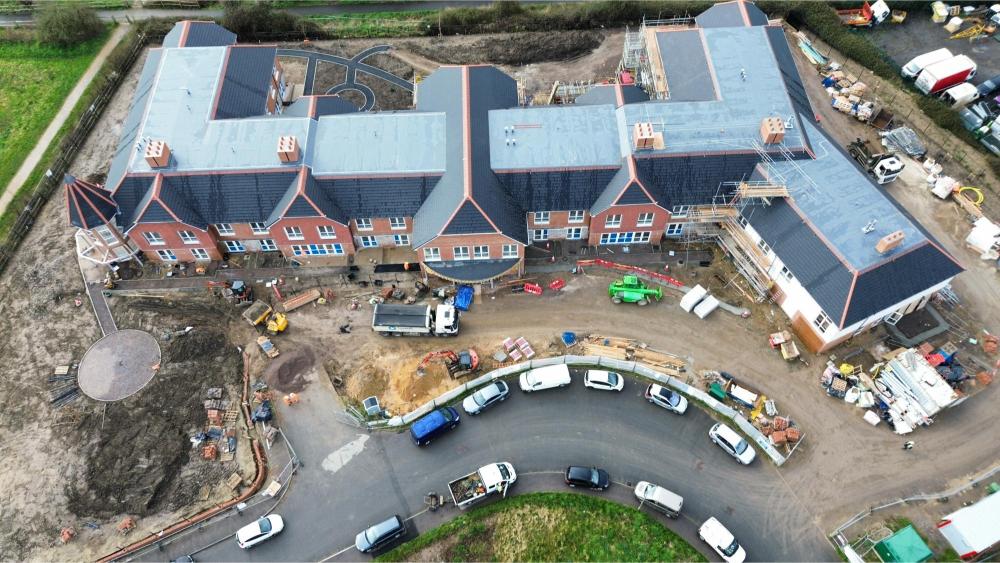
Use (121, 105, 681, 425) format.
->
(941, 82, 980, 108)
(634, 481, 683, 518)
(519, 364, 571, 392)
(901, 47, 953, 79)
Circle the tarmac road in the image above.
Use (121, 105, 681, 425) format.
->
(164, 372, 834, 562)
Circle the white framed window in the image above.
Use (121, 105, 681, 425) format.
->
(284, 226, 304, 240)
(260, 239, 277, 252)
(532, 229, 548, 241)
(389, 217, 406, 230)
(813, 311, 832, 333)
(156, 249, 176, 261)
(738, 215, 749, 228)
(393, 234, 410, 246)
(780, 265, 794, 282)
(566, 227, 583, 240)
(637, 212, 654, 227)
(665, 224, 683, 236)
(473, 245, 489, 259)
(533, 211, 550, 225)
(95, 225, 117, 245)
(356, 218, 373, 231)
(191, 248, 210, 261)
(670, 205, 690, 219)
(224, 240, 245, 252)
(453, 246, 470, 260)
(502, 244, 518, 259)
(143, 231, 164, 245)
(214, 223, 234, 236)
(568, 210, 585, 223)
(600, 231, 651, 245)
(291, 244, 344, 256)
(605, 214, 622, 228)
(250, 222, 269, 235)
(178, 230, 197, 244)
(423, 247, 441, 261)
(360, 235, 378, 248)
(317, 225, 337, 239)
(757, 239, 771, 255)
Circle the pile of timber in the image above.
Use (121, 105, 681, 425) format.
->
(583, 335, 687, 375)
(276, 288, 322, 313)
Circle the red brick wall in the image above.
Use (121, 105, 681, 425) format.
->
(418, 233, 521, 262)
(270, 217, 354, 251)
(587, 204, 669, 245)
(350, 217, 411, 237)
(526, 210, 589, 230)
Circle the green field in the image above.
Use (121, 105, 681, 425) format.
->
(378, 492, 707, 562)
(0, 32, 108, 199)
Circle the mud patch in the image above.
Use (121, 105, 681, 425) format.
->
(402, 30, 602, 66)
(264, 347, 316, 393)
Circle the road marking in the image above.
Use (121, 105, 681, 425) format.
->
(321, 434, 368, 474)
(319, 543, 356, 562)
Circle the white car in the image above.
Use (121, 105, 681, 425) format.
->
(462, 381, 510, 415)
(519, 364, 571, 392)
(583, 370, 624, 392)
(644, 383, 688, 414)
(709, 422, 756, 465)
(699, 517, 746, 563)
(236, 514, 284, 549)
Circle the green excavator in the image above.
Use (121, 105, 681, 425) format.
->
(608, 275, 663, 306)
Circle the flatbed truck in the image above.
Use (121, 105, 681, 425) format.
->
(448, 462, 516, 509)
(372, 303, 459, 336)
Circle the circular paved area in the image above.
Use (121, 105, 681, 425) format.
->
(78, 329, 161, 401)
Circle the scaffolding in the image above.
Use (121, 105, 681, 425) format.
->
(619, 16, 695, 100)
(546, 80, 596, 105)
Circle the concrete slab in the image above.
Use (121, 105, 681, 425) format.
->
(78, 329, 161, 401)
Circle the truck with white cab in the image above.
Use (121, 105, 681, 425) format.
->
(448, 462, 516, 509)
(915, 55, 977, 95)
(372, 303, 459, 336)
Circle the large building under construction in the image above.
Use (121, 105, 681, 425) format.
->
(66, 1, 962, 351)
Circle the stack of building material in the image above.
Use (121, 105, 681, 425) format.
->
(874, 348, 958, 434)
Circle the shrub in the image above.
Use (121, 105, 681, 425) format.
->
(35, 1, 103, 47)
(221, 0, 321, 41)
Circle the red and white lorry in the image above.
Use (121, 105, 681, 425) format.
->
(915, 55, 977, 95)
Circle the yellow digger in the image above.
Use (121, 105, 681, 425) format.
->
(242, 300, 288, 335)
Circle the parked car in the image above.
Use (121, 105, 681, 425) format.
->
(564, 465, 610, 490)
(519, 364, 571, 392)
(410, 407, 460, 446)
(708, 422, 756, 465)
(355, 515, 406, 554)
(583, 370, 624, 392)
(462, 381, 510, 415)
(236, 514, 284, 549)
(959, 101, 995, 135)
(644, 383, 689, 414)
(976, 73, 1000, 98)
(698, 517, 747, 563)
(633, 481, 683, 518)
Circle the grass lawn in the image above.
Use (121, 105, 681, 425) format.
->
(378, 492, 707, 562)
(0, 32, 109, 197)
(307, 10, 436, 38)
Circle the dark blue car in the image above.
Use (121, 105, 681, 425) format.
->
(410, 406, 460, 446)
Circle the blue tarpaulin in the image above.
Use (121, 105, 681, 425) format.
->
(455, 285, 474, 311)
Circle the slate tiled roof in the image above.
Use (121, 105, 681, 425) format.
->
(163, 21, 236, 48)
(105, 49, 163, 192)
(158, 172, 298, 228)
(113, 175, 156, 227)
(695, 0, 768, 27)
(214, 46, 277, 120)
(137, 200, 177, 224)
(65, 175, 118, 229)
(317, 176, 436, 220)
(765, 25, 815, 130)
(590, 164, 631, 215)
(656, 29, 717, 102)
(314, 95, 357, 117)
(575, 84, 649, 107)
(616, 179, 653, 205)
(496, 168, 618, 212)
(443, 200, 494, 235)
(635, 153, 763, 208)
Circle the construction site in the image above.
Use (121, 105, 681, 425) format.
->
(3, 2, 1000, 561)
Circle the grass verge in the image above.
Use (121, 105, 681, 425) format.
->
(0, 30, 110, 198)
(377, 491, 707, 562)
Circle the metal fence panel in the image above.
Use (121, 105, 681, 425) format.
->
(529, 356, 564, 368)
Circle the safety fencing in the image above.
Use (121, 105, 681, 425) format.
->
(368, 355, 788, 466)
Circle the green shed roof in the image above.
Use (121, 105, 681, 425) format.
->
(874, 525, 933, 563)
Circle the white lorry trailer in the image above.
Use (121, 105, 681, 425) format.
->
(371, 303, 459, 336)
(448, 462, 516, 509)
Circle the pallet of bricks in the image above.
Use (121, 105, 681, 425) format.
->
(582, 335, 687, 376)
(199, 387, 240, 462)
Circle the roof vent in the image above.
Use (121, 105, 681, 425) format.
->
(144, 140, 171, 168)
(633, 122, 663, 151)
(277, 135, 300, 163)
(759, 117, 785, 145)
(875, 230, 905, 254)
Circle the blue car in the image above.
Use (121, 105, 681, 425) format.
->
(410, 406, 460, 446)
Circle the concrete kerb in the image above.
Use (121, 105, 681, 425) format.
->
(377, 355, 788, 466)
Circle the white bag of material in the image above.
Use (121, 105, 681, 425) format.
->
(679, 285, 707, 313)
(932, 176, 957, 200)
(693, 295, 720, 319)
(863, 410, 881, 426)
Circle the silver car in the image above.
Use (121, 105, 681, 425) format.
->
(462, 381, 510, 415)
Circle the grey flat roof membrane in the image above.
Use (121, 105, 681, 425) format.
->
(657, 29, 717, 102)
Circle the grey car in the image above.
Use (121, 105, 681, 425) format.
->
(462, 381, 510, 415)
(355, 515, 405, 554)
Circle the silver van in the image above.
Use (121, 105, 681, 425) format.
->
(634, 481, 683, 518)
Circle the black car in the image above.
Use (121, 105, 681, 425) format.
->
(565, 466, 610, 490)
(355, 515, 406, 554)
